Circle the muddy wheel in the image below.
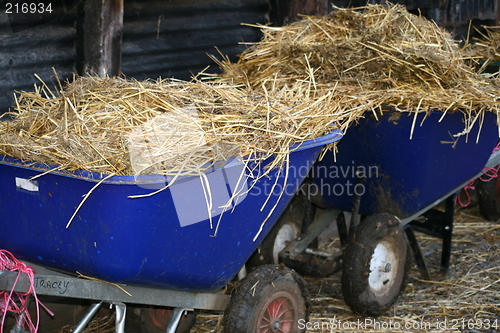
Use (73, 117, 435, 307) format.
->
(341, 213, 408, 316)
(223, 265, 310, 333)
(141, 306, 197, 333)
(247, 196, 304, 267)
(476, 177, 500, 221)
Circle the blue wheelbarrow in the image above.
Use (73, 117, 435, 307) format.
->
(0, 129, 343, 333)
(250, 109, 500, 316)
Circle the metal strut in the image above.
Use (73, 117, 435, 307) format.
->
(348, 167, 366, 238)
(9, 309, 30, 333)
(72, 302, 103, 333)
(406, 193, 457, 279)
(166, 308, 191, 333)
(114, 303, 126, 333)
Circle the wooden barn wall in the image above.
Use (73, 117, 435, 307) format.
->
(0, 0, 269, 115)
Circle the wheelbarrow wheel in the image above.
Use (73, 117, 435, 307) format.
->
(475, 177, 500, 221)
(141, 306, 198, 333)
(247, 195, 305, 267)
(223, 264, 310, 333)
(341, 213, 408, 316)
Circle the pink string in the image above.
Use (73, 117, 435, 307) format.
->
(0, 250, 52, 333)
(456, 142, 500, 208)
(455, 180, 475, 207)
(494, 141, 500, 153)
(481, 142, 500, 182)
(480, 164, 500, 182)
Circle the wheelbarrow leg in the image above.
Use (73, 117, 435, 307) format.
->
(166, 308, 190, 333)
(300, 191, 315, 238)
(10, 310, 30, 333)
(440, 194, 455, 275)
(336, 212, 348, 248)
(404, 226, 430, 280)
(237, 265, 247, 280)
(348, 168, 365, 238)
(114, 302, 126, 333)
(72, 301, 103, 333)
(74, 301, 126, 333)
(407, 193, 457, 278)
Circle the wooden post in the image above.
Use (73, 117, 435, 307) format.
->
(83, 0, 123, 77)
(270, 0, 329, 26)
(497, 0, 500, 24)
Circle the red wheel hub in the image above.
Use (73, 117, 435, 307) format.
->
(258, 295, 296, 333)
(149, 307, 173, 329)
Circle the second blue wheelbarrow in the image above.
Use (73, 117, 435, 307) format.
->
(250, 108, 500, 316)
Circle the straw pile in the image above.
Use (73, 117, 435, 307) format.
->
(214, 4, 500, 135)
(0, 75, 340, 176)
(466, 25, 500, 73)
(59, 314, 115, 333)
(2, 3, 500, 178)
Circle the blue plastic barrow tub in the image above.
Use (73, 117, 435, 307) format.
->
(0, 129, 342, 292)
(311, 110, 499, 219)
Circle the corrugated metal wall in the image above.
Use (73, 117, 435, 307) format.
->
(0, 1, 77, 116)
(338, 0, 497, 27)
(331, 0, 448, 10)
(0, 0, 269, 115)
(428, 0, 497, 28)
(121, 0, 269, 80)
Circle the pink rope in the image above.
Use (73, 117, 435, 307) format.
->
(494, 141, 500, 153)
(455, 180, 475, 208)
(480, 142, 500, 182)
(480, 165, 500, 182)
(457, 142, 500, 208)
(0, 250, 52, 333)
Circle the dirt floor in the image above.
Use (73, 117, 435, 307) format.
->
(187, 205, 500, 333)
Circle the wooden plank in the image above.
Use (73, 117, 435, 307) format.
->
(83, 0, 123, 76)
(497, 0, 500, 24)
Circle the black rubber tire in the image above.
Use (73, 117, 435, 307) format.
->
(247, 195, 305, 267)
(341, 213, 408, 316)
(141, 306, 198, 333)
(475, 177, 500, 221)
(223, 264, 310, 333)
